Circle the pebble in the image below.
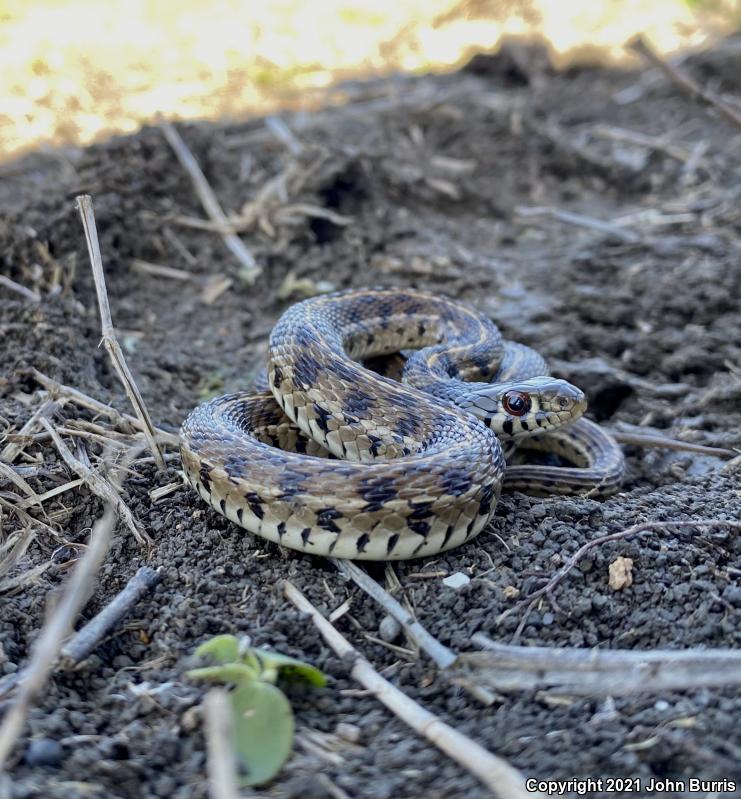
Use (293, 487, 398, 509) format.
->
(336, 722, 362, 743)
(379, 614, 402, 642)
(442, 572, 470, 590)
(25, 738, 64, 767)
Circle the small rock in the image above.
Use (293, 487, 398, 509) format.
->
(442, 572, 470, 590)
(25, 738, 64, 767)
(503, 585, 520, 600)
(608, 556, 634, 591)
(335, 722, 361, 743)
(378, 614, 402, 642)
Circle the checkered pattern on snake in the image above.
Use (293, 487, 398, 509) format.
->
(180, 288, 624, 560)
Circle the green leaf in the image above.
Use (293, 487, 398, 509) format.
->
(254, 649, 327, 687)
(194, 634, 241, 664)
(231, 680, 294, 786)
(187, 663, 258, 685)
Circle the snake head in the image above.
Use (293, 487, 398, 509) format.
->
(461, 377, 587, 438)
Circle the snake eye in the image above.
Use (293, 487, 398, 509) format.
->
(502, 390, 531, 417)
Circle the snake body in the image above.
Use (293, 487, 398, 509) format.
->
(180, 288, 624, 560)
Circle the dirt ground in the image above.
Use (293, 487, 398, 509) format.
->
(1, 39, 740, 799)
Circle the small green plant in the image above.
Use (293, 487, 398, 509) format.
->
(188, 634, 327, 786)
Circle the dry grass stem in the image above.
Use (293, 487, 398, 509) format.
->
(0, 462, 42, 507)
(332, 559, 457, 669)
(283, 580, 538, 799)
(204, 688, 241, 799)
(16, 478, 86, 511)
(0, 399, 58, 464)
(131, 259, 194, 282)
(158, 119, 261, 282)
(149, 481, 182, 502)
(515, 205, 641, 243)
(0, 275, 41, 303)
(30, 369, 180, 447)
(463, 635, 741, 696)
(628, 35, 741, 132)
(40, 418, 151, 546)
(76, 195, 166, 470)
(610, 428, 737, 459)
(0, 527, 37, 580)
(59, 566, 162, 666)
(590, 124, 690, 162)
(265, 115, 304, 155)
(0, 503, 117, 770)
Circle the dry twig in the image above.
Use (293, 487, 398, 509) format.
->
(131, 258, 194, 282)
(0, 275, 40, 303)
(609, 426, 737, 459)
(40, 418, 151, 546)
(204, 689, 242, 799)
(30, 369, 179, 447)
(0, 503, 118, 770)
(283, 580, 538, 799)
(628, 36, 741, 133)
(590, 124, 690, 162)
(0, 398, 58, 464)
(158, 119, 260, 282)
(515, 205, 641, 244)
(76, 195, 166, 470)
(497, 520, 741, 638)
(59, 566, 163, 666)
(462, 635, 741, 696)
(332, 559, 457, 669)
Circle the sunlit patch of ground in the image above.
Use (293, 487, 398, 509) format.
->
(0, 0, 736, 159)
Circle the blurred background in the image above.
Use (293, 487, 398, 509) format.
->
(1, 0, 739, 161)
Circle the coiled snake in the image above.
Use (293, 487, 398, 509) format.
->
(180, 288, 624, 560)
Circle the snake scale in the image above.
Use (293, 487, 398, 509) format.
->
(180, 288, 624, 560)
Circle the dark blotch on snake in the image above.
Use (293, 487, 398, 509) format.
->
(408, 502, 434, 521)
(245, 491, 264, 520)
(409, 520, 431, 537)
(356, 533, 370, 553)
(441, 468, 473, 496)
(277, 521, 286, 539)
(199, 465, 212, 490)
(316, 508, 343, 533)
(218, 498, 226, 515)
(343, 388, 377, 416)
(313, 403, 333, 434)
(396, 414, 422, 441)
(442, 525, 455, 548)
(358, 475, 398, 512)
(386, 533, 400, 554)
(502, 419, 514, 436)
(237, 507, 244, 525)
(301, 528, 312, 546)
(224, 454, 247, 480)
(478, 483, 496, 516)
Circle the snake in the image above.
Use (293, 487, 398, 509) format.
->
(180, 288, 624, 560)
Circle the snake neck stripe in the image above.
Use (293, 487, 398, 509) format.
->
(180, 287, 623, 560)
